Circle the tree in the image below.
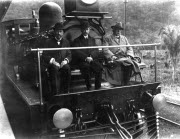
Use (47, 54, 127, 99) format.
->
(100, 0, 179, 48)
(126, 0, 176, 46)
(159, 25, 180, 83)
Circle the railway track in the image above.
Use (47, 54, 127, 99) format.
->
(159, 100, 180, 127)
(159, 116, 180, 127)
(166, 100, 180, 107)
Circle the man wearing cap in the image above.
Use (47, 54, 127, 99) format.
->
(72, 21, 102, 90)
(103, 22, 140, 85)
(42, 22, 71, 95)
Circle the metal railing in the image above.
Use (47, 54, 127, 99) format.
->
(31, 43, 161, 109)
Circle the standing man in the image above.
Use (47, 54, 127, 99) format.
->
(72, 21, 102, 90)
(103, 22, 140, 85)
(42, 22, 71, 95)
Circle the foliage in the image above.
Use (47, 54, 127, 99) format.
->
(4, 0, 180, 50)
(159, 25, 180, 82)
(100, 0, 180, 49)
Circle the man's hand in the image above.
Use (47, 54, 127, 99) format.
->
(52, 60, 61, 69)
(86, 57, 93, 63)
(127, 55, 133, 59)
(54, 62, 61, 69)
(111, 55, 117, 61)
(60, 60, 68, 68)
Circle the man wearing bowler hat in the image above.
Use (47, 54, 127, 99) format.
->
(72, 21, 102, 90)
(42, 22, 71, 95)
(103, 22, 140, 85)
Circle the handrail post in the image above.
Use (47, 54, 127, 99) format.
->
(154, 45, 157, 82)
(37, 48, 43, 111)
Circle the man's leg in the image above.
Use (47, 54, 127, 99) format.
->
(79, 62, 92, 90)
(91, 61, 102, 89)
(49, 66, 59, 95)
(59, 64, 71, 93)
(123, 65, 132, 85)
(94, 71, 102, 89)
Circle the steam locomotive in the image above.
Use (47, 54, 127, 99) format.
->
(1, 0, 165, 138)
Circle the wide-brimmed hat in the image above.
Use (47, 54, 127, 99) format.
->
(111, 22, 124, 30)
(53, 22, 64, 30)
(81, 21, 90, 30)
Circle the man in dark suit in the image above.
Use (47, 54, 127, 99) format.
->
(72, 21, 102, 90)
(42, 22, 71, 95)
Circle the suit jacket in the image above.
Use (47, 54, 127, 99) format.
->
(42, 37, 71, 65)
(72, 34, 99, 63)
(103, 34, 134, 59)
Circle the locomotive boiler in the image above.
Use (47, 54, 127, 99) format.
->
(0, 0, 166, 138)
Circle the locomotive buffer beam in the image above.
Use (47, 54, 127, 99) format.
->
(47, 82, 161, 137)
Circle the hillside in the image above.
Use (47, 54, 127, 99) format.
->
(2, 0, 180, 45)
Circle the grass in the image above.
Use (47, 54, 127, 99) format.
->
(140, 52, 180, 98)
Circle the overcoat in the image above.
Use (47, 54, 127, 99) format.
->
(102, 34, 140, 85)
(72, 34, 99, 63)
(42, 37, 72, 65)
(103, 34, 134, 59)
(40, 37, 72, 95)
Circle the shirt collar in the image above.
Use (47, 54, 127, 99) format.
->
(55, 37, 62, 45)
(55, 37, 62, 42)
(83, 35, 88, 39)
(115, 35, 120, 39)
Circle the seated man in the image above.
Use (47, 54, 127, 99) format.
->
(41, 22, 71, 95)
(103, 22, 140, 85)
(72, 21, 102, 90)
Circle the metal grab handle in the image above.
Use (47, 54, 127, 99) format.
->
(103, 103, 132, 139)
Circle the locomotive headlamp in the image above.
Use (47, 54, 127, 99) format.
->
(153, 94, 166, 112)
(64, 0, 99, 15)
(53, 108, 73, 129)
(81, 0, 97, 4)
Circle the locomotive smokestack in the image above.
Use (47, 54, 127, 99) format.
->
(39, 2, 62, 32)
